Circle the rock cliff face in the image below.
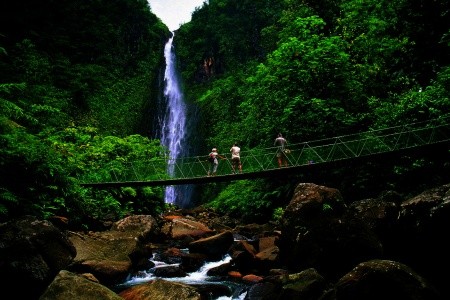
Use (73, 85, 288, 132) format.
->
(1, 182, 449, 300)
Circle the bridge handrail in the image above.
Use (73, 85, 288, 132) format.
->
(79, 115, 450, 184)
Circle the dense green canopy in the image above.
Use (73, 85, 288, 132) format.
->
(175, 0, 449, 218)
(0, 0, 449, 225)
(0, 0, 170, 225)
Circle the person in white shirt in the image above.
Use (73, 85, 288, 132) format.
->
(207, 148, 225, 176)
(274, 133, 288, 168)
(230, 143, 242, 174)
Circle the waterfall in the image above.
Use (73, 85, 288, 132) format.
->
(158, 32, 194, 208)
(117, 254, 247, 299)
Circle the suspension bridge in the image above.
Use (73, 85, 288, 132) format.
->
(80, 116, 450, 188)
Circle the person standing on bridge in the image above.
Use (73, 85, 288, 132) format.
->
(208, 148, 225, 176)
(274, 133, 288, 168)
(230, 142, 242, 174)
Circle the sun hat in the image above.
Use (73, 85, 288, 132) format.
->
(212, 148, 217, 151)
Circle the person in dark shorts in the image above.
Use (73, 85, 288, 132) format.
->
(274, 133, 288, 168)
(230, 143, 242, 174)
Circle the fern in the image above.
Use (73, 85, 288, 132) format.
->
(0, 188, 18, 218)
(0, 82, 26, 94)
(0, 188, 18, 204)
(0, 83, 38, 126)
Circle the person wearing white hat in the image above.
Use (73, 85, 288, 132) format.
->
(207, 147, 225, 176)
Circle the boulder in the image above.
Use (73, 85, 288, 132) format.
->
(0, 215, 76, 299)
(39, 270, 122, 300)
(279, 183, 382, 279)
(279, 268, 327, 300)
(335, 260, 441, 300)
(111, 215, 159, 242)
(119, 279, 202, 300)
(68, 215, 159, 286)
(393, 183, 450, 298)
(161, 217, 214, 242)
(188, 230, 234, 260)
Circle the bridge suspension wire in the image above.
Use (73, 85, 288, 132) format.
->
(80, 115, 450, 187)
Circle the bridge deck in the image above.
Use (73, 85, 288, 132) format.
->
(80, 116, 450, 187)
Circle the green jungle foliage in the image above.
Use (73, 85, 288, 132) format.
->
(206, 179, 294, 223)
(0, 0, 170, 226)
(175, 0, 450, 220)
(0, 0, 449, 226)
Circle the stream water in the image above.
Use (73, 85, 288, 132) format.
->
(131, 32, 244, 299)
(116, 253, 247, 299)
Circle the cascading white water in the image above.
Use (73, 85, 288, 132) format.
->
(118, 254, 247, 300)
(160, 32, 188, 205)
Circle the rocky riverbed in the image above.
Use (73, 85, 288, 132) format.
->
(1, 182, 449, 299)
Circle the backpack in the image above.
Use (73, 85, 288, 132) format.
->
(208, 153, 215, 163)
